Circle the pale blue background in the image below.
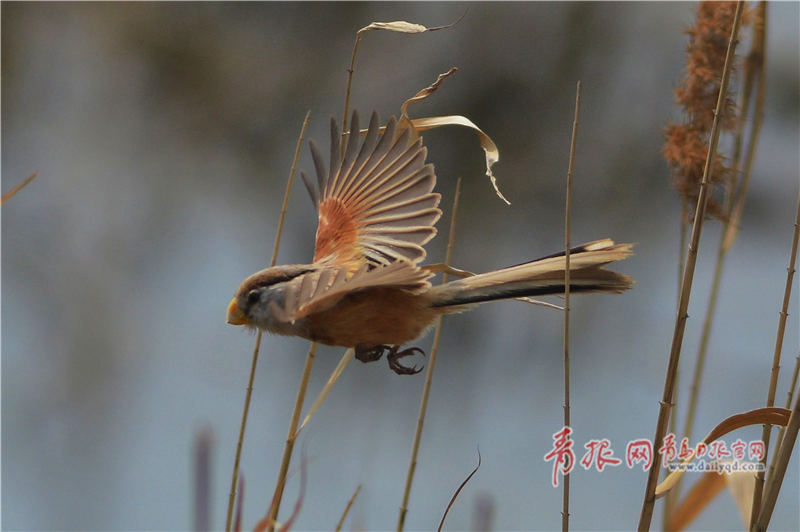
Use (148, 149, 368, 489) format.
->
(3, 2, 799, 531)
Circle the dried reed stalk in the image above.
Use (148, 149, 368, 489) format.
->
(637, 3, 744, 529)
(664, 207, 688, 529)
(334, 484, 361, 532)
(755, 378, 800, 530)
(1, 171, 38, 206)
(772, 349, 800, 456)
(397, 177, 462, 532)
(225, 110, 311, 532)
(750, 190, 800, 529)
(667, 3, 765, 520)
(561, 80, 581, 532)
(266, 343, 317, 531)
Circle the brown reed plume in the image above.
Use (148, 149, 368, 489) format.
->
(662, 1, 750, 222)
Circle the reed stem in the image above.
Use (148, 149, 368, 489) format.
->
(561, 80, 581, 532)
(755, 382, 800, 531)
(335, 484, 362, 532)
(225, 111, 311, 532)
(750, 190, 800, 530)
(267, 343, 318, 531)
(397, 178, 462, 532)
(637, 4, 743, 529)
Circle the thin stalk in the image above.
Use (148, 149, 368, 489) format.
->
(680, 226, 729, 455)
(225, 111, 311, 532)
(678, 207, 688, 302)
(267, 343, 318, 531)
(562, 80, 581, 532)
(637, 4, 743, 529)
(673, 2, 767, 524)
(669, 209, 734, 523)
(679, 0, 766, 468)
(772, 349, 800, 456)
(397, 177, 462, 532)
(724, 1, 767, 253)
(669, 6, 765, 511)
(226, 332, 263, 532)
(784, 352, 800, 411)
(335, 484, 362, 532)
(663, 207, 688, 529)
(272, 111, 312, 266)
(754, 380, 800, 531)
(1, 171, 38, 206)
(296, 348, 355, 436)
(342, 32, 364, 139)
(750, 190, 800, 530)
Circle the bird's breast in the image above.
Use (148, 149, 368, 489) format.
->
(305, 287, 438, 348)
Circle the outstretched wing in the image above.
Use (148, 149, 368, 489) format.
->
(300, 111, 442, 272)
(273, 261, 433, 323)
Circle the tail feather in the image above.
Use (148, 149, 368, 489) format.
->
(427, 239, 634, 308)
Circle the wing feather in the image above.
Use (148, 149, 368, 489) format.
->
(349, 143, 427, 211)
(333, 112, 361, 198)
(306, 110, 442, 270)
(340, 116, 398, 203)
(279, 261, 433, 321)
(356, 167, 433, 214)
(328, 119, 341, 190)
(309, 140, 327, 193)
(339, 112, 381, 200)
(300, 171, 319, 207)
(362, 208, 441, 230)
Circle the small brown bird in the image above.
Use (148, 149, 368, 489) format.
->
(227, 111, 633, 374)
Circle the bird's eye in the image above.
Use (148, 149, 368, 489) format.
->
(247, 290, 260, 305)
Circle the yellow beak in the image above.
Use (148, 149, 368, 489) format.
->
(226, 297, 248, 326)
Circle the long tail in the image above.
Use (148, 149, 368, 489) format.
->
(426, 239, 634, 308)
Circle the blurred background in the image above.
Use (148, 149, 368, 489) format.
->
(3, 2, 798, 530)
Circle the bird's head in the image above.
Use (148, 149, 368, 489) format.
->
(227, 264, 315, 328)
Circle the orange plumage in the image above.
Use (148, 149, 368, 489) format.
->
(227, 110, 634, 375)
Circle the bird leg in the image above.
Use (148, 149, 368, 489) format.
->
(355, 344, 389, 364)
(387, 346, 426, 375)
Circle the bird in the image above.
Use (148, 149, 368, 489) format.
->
(227, 110, 634, 375)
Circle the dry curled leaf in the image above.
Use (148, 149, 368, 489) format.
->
(412, 115, 507, 205)
(656, 407, 790, 497)
(358, 13, 465, 36)
(659, 407, 789, 530)
(666, 466, 755, 531)
(400, 67, 459, 117)
(359, 21, 429, 34)
(667, 471, 726, 532)
(396, 68, 508, 204)
(725, 469, 755, 526)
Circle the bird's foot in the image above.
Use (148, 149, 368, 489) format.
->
(355, 344, 389, 364)
(387, 346, 426, 376)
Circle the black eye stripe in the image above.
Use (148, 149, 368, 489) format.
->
(261, 273, 299, 286)
(240, 268, 314, 304)
(256, 268, 313, 288)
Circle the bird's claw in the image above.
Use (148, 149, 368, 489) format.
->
(387, 346, 425, 376)
(355, 344, 425, 375)
(355, 344, 388, 363)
